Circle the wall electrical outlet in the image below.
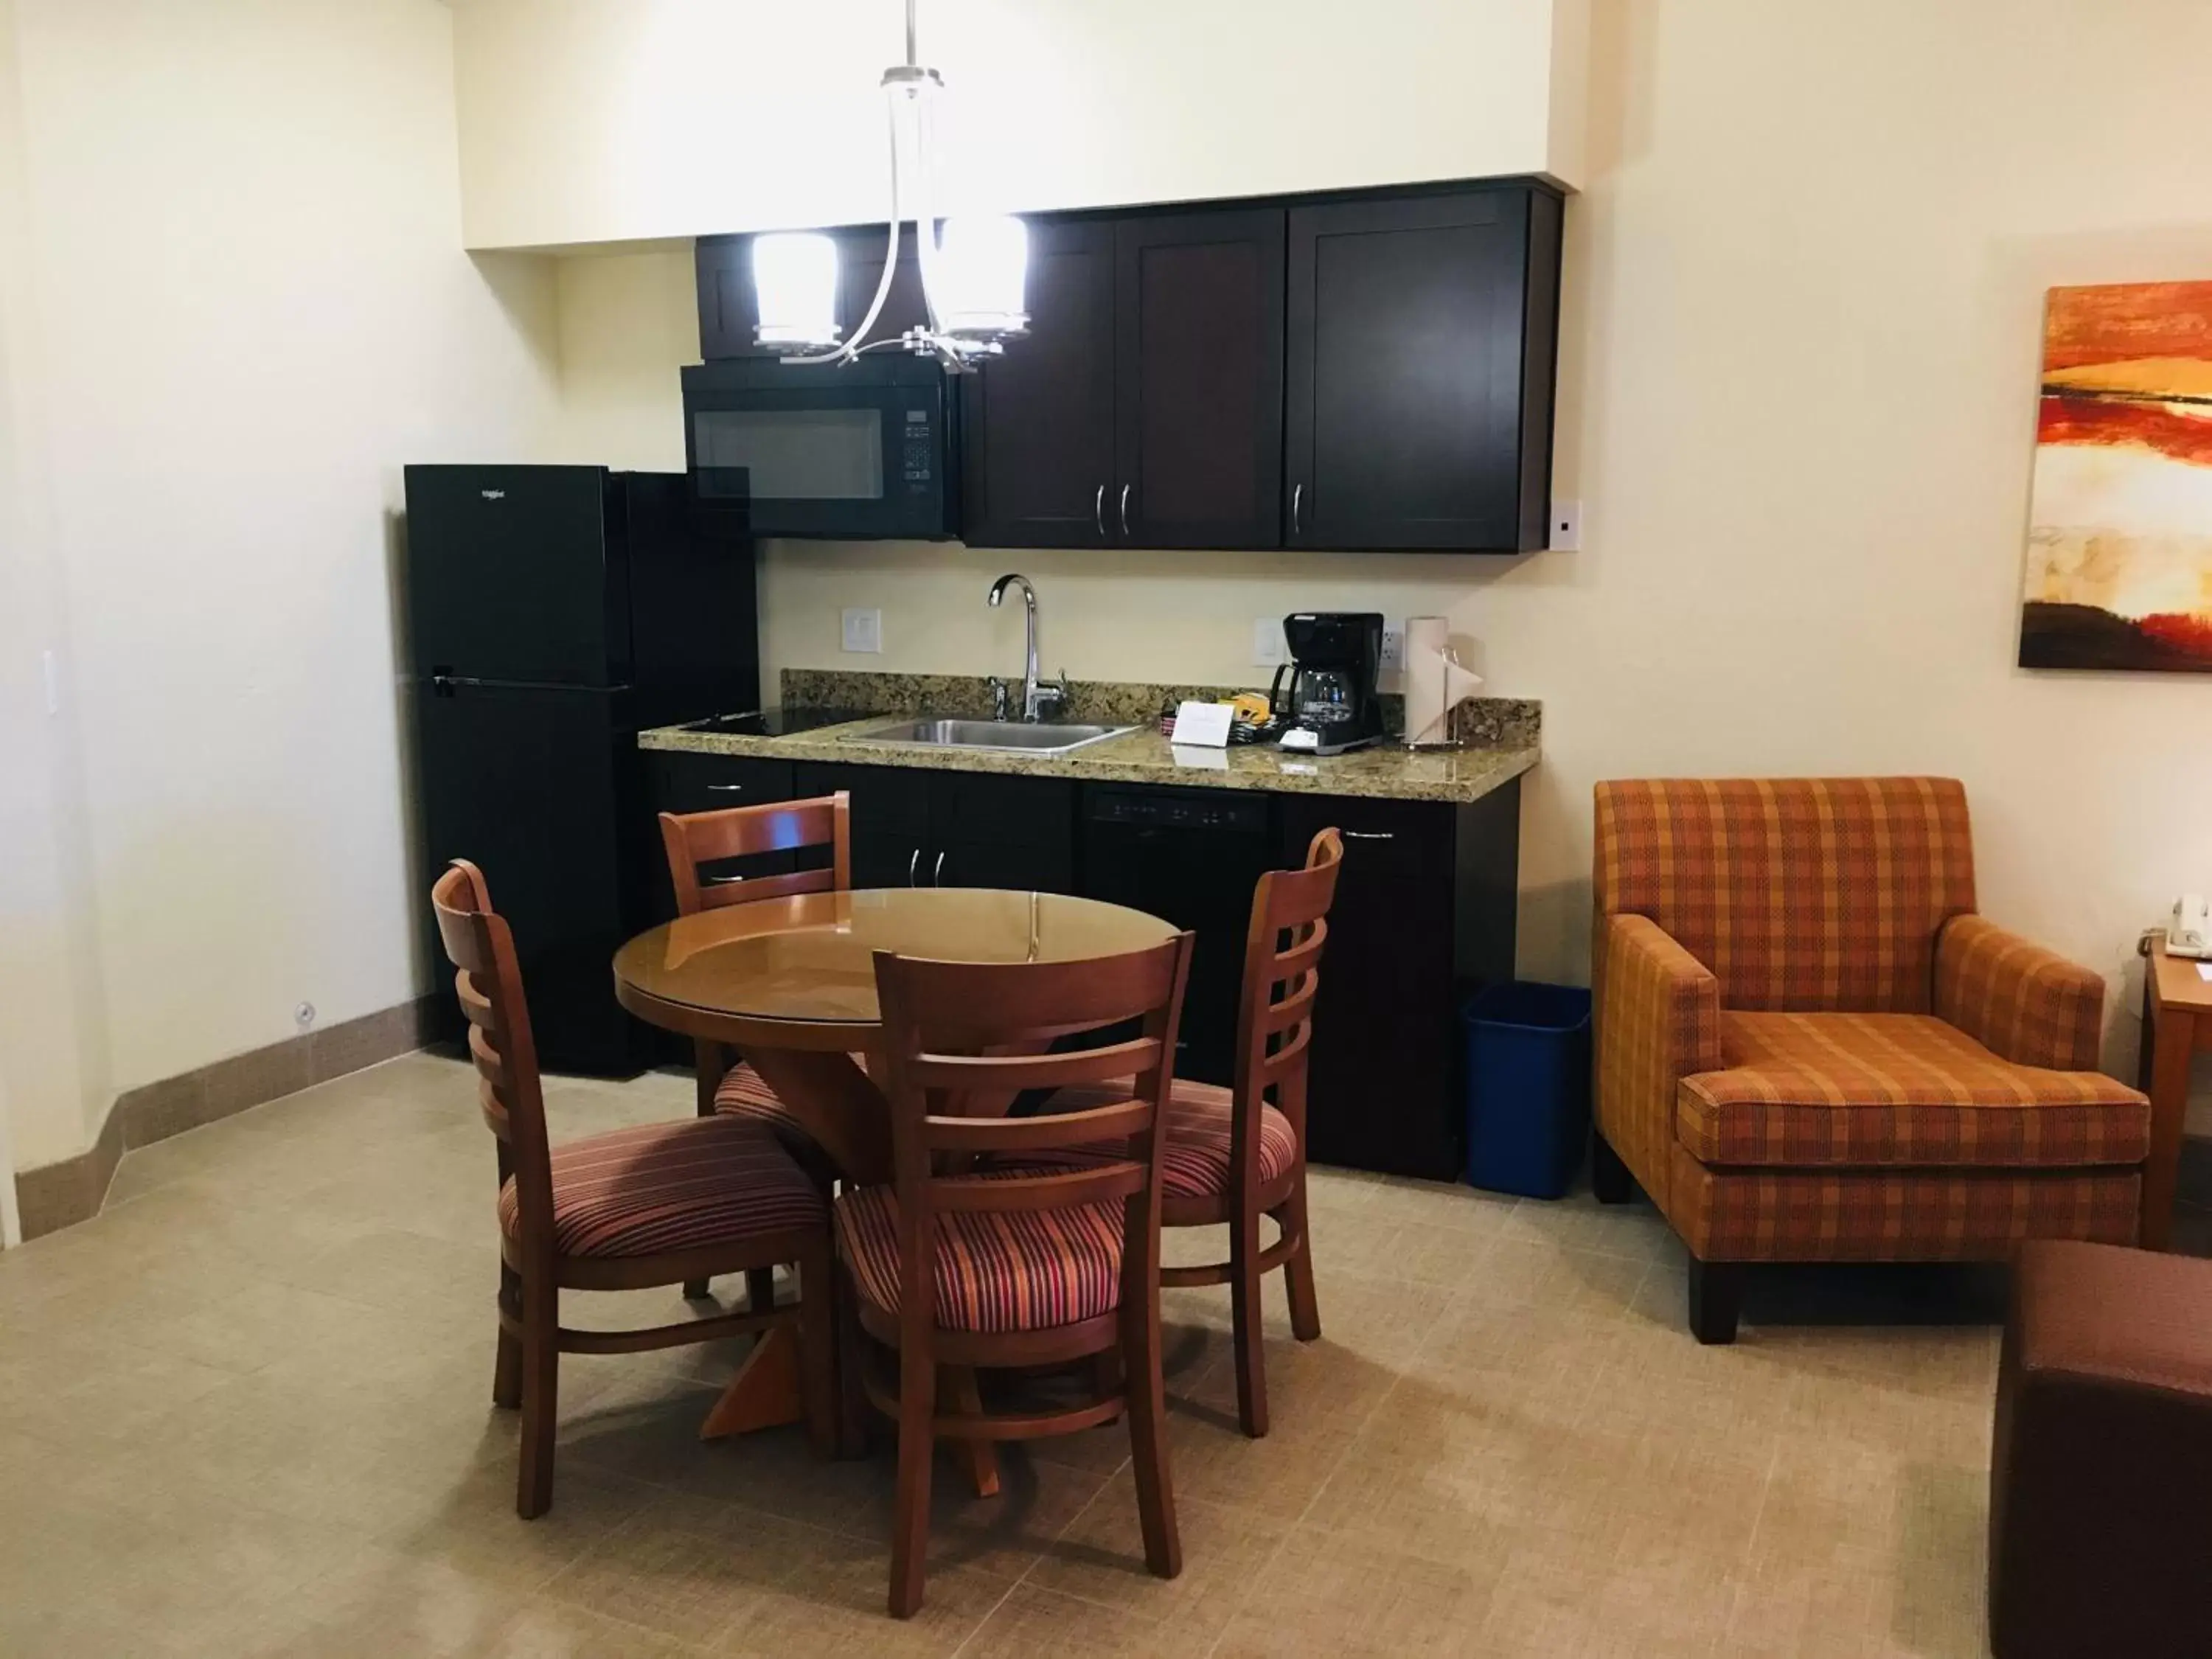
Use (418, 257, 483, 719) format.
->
(1379, 619, 1405, 673)
(841, 608, 883, 653)
(1549, 498, 1582, 552)
(1252, 616, 1287, 667)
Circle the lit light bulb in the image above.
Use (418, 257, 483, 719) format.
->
(752, 233, 841, 349)
(934, 215, 1029, 344)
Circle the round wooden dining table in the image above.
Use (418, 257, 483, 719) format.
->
(612, 885, 1179, 1441)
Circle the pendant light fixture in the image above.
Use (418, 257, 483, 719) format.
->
(751, 0, 1028, 370)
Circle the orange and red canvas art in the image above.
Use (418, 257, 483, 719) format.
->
(2019, 280, 2212, 671)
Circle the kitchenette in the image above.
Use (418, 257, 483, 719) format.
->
(407, 160, 1562, 1192)
(641, 661, 1539, 1183)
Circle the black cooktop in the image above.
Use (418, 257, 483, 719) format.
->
(678, 707, 885, 737)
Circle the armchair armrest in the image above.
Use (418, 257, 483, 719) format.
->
(1935, 914, 2105, 1072)
(1596, 914, 1722, 1190)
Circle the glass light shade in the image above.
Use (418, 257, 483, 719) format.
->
(752, 232, 841, 348)
(933, 215, 1029, 341)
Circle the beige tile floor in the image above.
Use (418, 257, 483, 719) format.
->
(5, 1052, 2205, 1657)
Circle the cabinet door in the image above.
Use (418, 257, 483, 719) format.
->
(1286, 189, 1555, 552)
(793, 761, 931, 890)
(928, 773, 1076, 894)
(1113, 209, 1285, 549)
(695, 236, 774, 361)
(959, 220, 1116, 549)
(1280, 796, 1462, 1178)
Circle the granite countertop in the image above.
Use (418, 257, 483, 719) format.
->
(639, 672, 1539, 807)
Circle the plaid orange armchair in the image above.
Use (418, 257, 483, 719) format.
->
(1591, 778, 2150, 1343)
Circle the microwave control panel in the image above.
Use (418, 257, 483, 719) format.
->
(900, 408, 934, 495)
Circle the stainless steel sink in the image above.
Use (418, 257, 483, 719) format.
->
(846, 717, 1136, 756)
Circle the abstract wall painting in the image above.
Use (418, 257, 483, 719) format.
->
(2019, 280, 2212, 672)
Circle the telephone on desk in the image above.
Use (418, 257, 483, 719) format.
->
(2170, 894, 2211, 959)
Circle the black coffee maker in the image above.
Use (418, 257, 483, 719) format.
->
(1269, 612, 1387, 755)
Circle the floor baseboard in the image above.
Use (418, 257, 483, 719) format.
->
(10, 995, 439, 1242)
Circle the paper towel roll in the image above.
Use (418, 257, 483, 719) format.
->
(1402, 616, 1484, 747)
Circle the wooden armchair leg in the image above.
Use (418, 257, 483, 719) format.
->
(746, 1266, 778, 1314)
(1278, 1184, 1322, 1343)
(1230, 1206, 1270, 1439)
(1688, 1258, 1743, 1346)
(833, 1265, 869, 1458)
(794, 1248, 837, 1461)
(515, 1279, 559, 1520)
(888, 1343, 936, 1618)
(493, 1265, 523, 1409)
(1121, 1308, 1182, 1581)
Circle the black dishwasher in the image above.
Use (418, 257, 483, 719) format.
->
(1078, 785, 1276, 1086)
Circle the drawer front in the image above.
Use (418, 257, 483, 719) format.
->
(652, 752, 796, 817)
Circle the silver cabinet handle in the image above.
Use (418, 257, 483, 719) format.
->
(933, 850, 947, 885)
(1119, 484, 1132, 537)
(706, 783, 745, 794)
(907, 847, 920, 886)
(1292, 483, 1304, 538)
(1342, 830, 1395, 841)
(705, 874, 748, 886)
(1094, 484, 1105, 538)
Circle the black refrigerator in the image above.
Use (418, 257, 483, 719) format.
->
(403, 465, 757, 1074)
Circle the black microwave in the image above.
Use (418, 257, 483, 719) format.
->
(681, 354, 961, 540)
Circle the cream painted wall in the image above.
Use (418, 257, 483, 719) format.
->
(0, 0, 109, 1175)
(5, 0, 566, 1154)
(546, 1, 2212, 1110)
(451, 0, 1588, 250)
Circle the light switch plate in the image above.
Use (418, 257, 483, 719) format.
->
(1549, 499, 1582, 552)
(841, 608, 883, 654)
(1252, 616, 1286, 667)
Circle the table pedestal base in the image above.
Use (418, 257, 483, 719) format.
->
(699, 1327, 804, 1440)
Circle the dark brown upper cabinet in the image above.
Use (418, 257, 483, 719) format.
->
(962, 208, 1284, 551)
(1112, 209, 1285, 549)
(1286, 187, 1562, 552)
(695, 178, 1562, 554)
(957, 219, 1116, 549)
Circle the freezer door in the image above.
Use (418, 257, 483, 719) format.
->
(402, 465, 627, 687)
(415, 679, 647, 1074)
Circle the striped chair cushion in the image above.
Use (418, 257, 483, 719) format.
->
(498, 1116, 824, 1259)
(712, 1062, 800, 1129)
(1014, 1082, 1298, 1200)
(1678, 1011, 2149, 1169)
(834, 1183, 1124, 1332)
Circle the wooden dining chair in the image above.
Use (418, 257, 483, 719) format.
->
(835, 931, 1195, 1618)
(1028, 828, 1343, 1438)
(432, 859, 837, 1518)
(659, 792, 849, 1302)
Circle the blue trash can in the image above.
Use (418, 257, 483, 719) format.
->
(1462, 982, 1593, 1199)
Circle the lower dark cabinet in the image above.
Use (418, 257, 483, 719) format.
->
(792, 762, 1073, 894)
(1279, 783, 1520, 1180)
(650, 747, 1521, 1178)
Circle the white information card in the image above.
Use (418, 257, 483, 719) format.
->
(1172, 700, 1234, 748)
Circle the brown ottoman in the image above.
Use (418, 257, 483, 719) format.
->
(1990, 1240, 2212, 1659)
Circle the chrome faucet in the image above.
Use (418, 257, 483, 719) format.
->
(987, 573, 1066, 722)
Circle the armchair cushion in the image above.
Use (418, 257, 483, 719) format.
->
(1594, 914, 1722, 1198)
(1678, 1011, 2149, 1169)
(1935, 914, 2106, 1072)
